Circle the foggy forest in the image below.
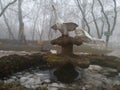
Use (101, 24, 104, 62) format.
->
(0, 0, 120, 90)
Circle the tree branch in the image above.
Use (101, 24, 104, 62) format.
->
(0, 0, 17, 17)
(97, 0, 110, 32)
(0, 0, 15, 40)
(97, 0, 111, 47)
(91, 0, 100, 38)
(111, 0, 117, 34)
(100, 18, 104, 38)
(75, 0, 91, 33)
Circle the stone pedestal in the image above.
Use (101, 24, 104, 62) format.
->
(51, 35, 82, 55)
(61, 44, 73, 55)
(50, 35, 84, 83)
(54, 63, 79, 83)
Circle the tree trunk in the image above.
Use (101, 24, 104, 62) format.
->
(76, 0, 91, 34)
(98, 0, 111, 47)
(91, 0, 101, 39)
(18, 0, 26, 44)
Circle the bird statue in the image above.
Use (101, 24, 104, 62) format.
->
(75, 27, 105, 44)
(51, 5, 78, 36)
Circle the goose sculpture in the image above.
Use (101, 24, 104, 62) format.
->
(51, 5, 78, 36)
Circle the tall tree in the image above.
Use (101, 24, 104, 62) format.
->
(91, 0, 105, 39)
(18, 0, 26, 44)
(97, 0, 117, 47)
(111, 0, 117, 34)
(32, 2, 41, 41)
(75, 0, 91, 33)
(75, 0, 117, 47)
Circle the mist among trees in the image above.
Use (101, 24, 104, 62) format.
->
(0, 0, 120, 46)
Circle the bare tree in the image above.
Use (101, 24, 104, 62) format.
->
(111, 0, 117, 34)
(75, 0, 117, 47)
(97, 0, 110, 47)
(99, 18, 104, 38)
(91, 0, 105, 39)
(18, 0, 26, 44)
(0, 0, 17, 17)
(39, 1, 47, 41)
(91, 0, 101, 38)
(0, 0, 15, 40)
(48, 0, 55, 41)
(48, 10, 54, 41)
(32, 4, 41, 41)
(97, 0, 117, 47)
(0, 0, 118, 43)
(75, 0, 91, 33)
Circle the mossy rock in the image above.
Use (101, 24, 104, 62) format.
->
(44, 54, 120, 72)
(43, 54, 90, 68)
(43, 54, 70, 67)
(0, 53, 47, 79)
(87, 55, 120, 72)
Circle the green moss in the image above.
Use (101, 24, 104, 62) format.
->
(44, 54, 69, 62)
(43, 54, 71, 68)
(0, 54, 47, 79)
(44, 54, 120, 72)
(88, 55, 120, 71)
(44, 55, 62, 61)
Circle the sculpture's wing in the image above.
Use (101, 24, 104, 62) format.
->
(75, 29, 84, 36)
(64, 22, 78, 31)
(80, 36, 91, 42)
(81, 30, 93, 40)
(74, 36, 91, 43)
(75, 28, 91, 42)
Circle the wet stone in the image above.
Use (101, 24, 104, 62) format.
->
(54, 63, 79, 83)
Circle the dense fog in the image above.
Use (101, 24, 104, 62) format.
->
(0, 0, 120, 44)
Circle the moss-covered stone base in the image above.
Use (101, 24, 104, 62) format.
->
(54, 63, 79, 83)
(43, 54, 90, 68)
(1, 53, 120, 84)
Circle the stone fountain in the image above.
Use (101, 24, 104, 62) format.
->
(43, 22, 90, 83)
